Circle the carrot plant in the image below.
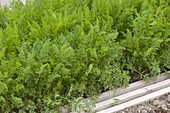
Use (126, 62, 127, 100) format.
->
(0, 0, 169, 112)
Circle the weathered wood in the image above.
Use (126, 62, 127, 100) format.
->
(97, 86, 170, 113)
(97, 71, 170, 102)
(95, 78, 170, 111)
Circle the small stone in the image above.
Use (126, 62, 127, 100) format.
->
(152, 100, 159, 106)
(167, 103, 170, 109)
(155, 97, 159, 100)
(167, 95, 170, 103)
(149, 104, 155, 109)
(167, 109, 170, 113)
(137, 109, 140, 113)
(138, 106, 145, 110)
(161, 104, 168, 111)
(61, 107, 69, 113)
(141, 109, 148, 113)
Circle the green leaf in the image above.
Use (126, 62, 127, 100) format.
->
(12, 96, 24, 107)
(0, 81, 8, 95)
(0, 96, 6, 103)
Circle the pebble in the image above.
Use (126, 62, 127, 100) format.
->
(137, 109, 140, 113)
(61, 107, 69, 113)
(167, 103, 170, 109)
(152, 100, 159, 106)
(138, 106, 145, 110)
(161, 104, 168, 111)
(141, 109, 148, 113)
(167, 95, 170, 103)
(167, 110, 170, 113)
(145, 106, 152, 111)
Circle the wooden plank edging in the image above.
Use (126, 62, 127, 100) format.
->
(97, 87, 170, 113)
(95, 78, 170, 111)
(97, 71, 170, 102)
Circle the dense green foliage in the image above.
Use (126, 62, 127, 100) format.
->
(0, 0, 170, 112)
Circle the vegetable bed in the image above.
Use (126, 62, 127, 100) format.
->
(0, 0, 170, 112)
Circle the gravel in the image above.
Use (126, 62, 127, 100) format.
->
(115, 93, 170, 113)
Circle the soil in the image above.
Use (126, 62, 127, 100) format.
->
(129, 72, 140, 83)
(115, 93, 170, 113)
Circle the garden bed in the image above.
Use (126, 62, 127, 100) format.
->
(0, 0, 170, 112)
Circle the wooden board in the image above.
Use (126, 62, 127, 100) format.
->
(97, 71, 170, 102)
(95, 78, 170, 111)
(97, 86, 170, 113)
